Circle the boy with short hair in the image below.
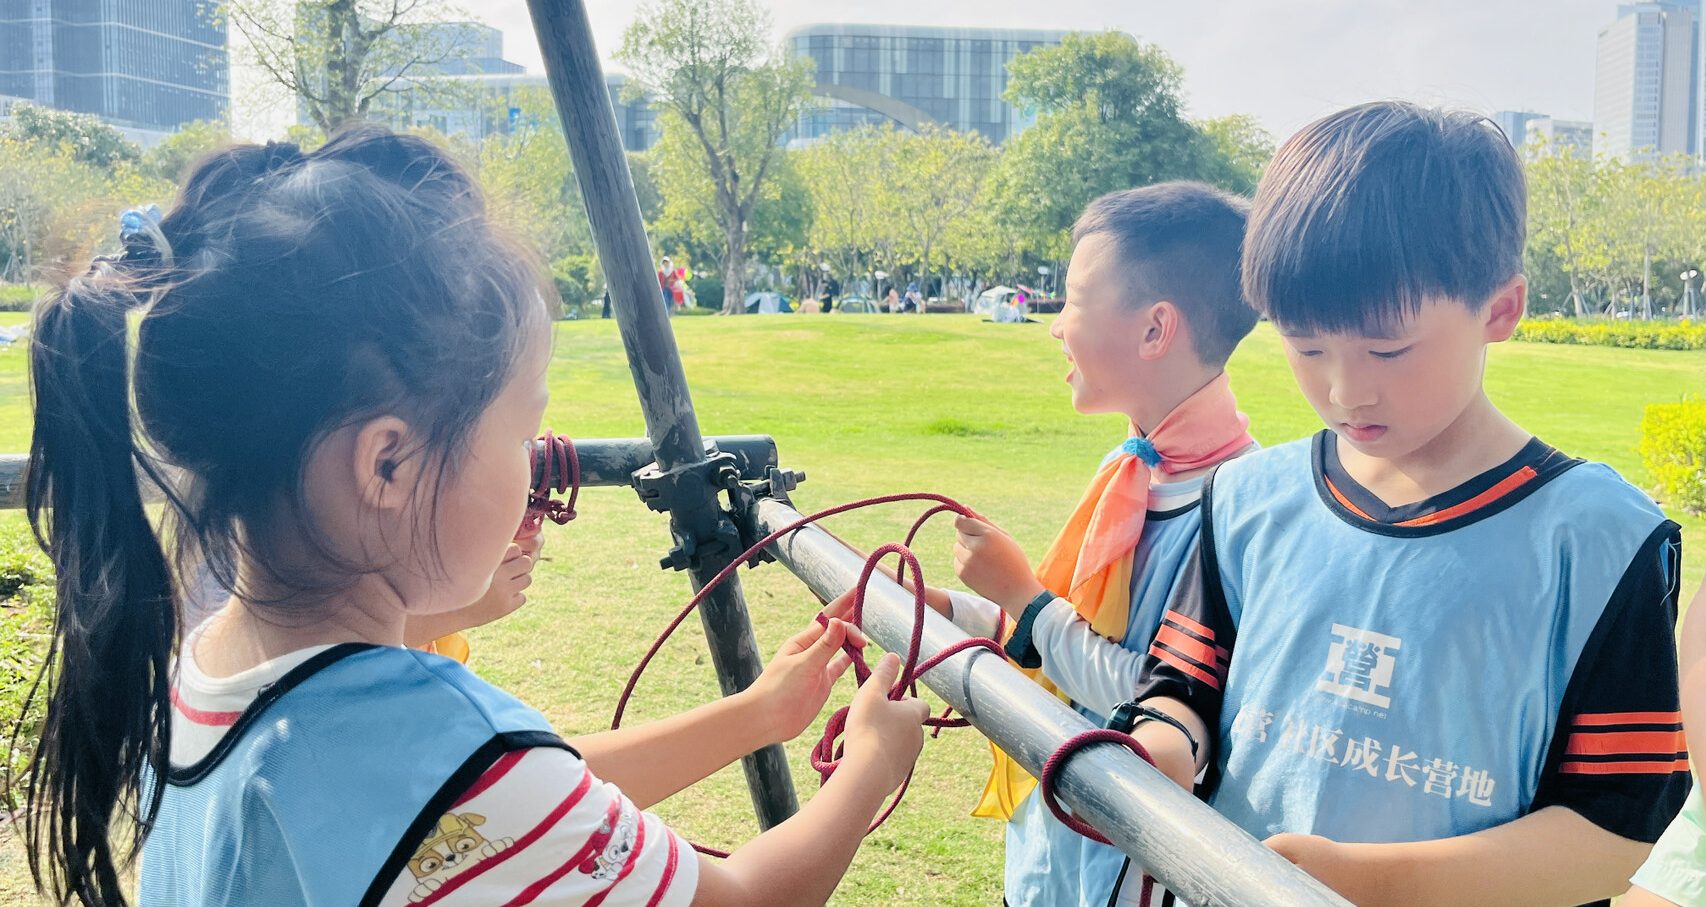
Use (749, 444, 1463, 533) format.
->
(1123, 101, 1688, 906)
(924, 181, 1260, 906)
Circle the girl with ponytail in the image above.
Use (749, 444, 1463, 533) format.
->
(21, 127, 928, 906)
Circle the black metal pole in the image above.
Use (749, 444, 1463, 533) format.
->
(755, 499, 1352, 907)
(523, 0, 798, 828)
(531, 436, 779, 490)
(0, 437, 782, 510)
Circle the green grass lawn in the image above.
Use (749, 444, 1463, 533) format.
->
(0, 312, 1697, 905)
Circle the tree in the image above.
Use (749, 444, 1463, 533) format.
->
(228, 0, 472, 133)
(477, 89, 573, 248)
(2, 104, 140, 169)
(795, 125, 897, 288)
(1525, 142, 1613, 317)
(1597, 155, 1693, 317)
(648, 109, 810, 303)
(618, 0, 814, 313)
(142, 120, 233, 183)
(0, 135, 170, 283)
(1196, 114, 1275, 194)
(886, 126, 997, 297)
(989, 31, 1261, 259)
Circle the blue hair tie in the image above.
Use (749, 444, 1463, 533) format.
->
(1121, 436, 1163, 467)
(119, 204, 162, 243)
(118, 204, 170, 266)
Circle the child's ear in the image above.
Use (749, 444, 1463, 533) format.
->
(1482, 275, 1527, 343)
(1140, 300, 1182, 361)
(352, 416, 420, 511)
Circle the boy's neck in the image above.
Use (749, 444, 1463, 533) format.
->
(1124, 362, 1221, 439)
(1334, 392, 1532, 508)
(1124, 365, 1239, 487)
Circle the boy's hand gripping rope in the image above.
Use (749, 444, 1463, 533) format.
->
(609, 490, 1162, 898)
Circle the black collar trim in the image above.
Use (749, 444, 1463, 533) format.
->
(167, 643, 378, 785)
(1310, 431, 1582, 538)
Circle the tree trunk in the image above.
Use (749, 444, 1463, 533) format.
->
(921, 244, 930, 308)
(722, 219, 748, 315)
(1642, 246, 1653, 320)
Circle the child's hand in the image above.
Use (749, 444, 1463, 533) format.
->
(404, 542, 535, 646)
(953, 516, 1046, 614)
(843, 653, 930, 793)
(473, 542, 536, 623)
(745, 617, 864, 745)
(514, 527, 544, 563)
(1265, 833, 1383, 905)
(819, 588, 857, 623)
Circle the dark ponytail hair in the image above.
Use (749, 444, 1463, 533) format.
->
(25, 261, 175, 906)
(20, 128, 551, 905)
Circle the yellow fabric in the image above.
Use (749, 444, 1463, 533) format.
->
(973, 737, 1040, 819)
(424, 631, 471, 664)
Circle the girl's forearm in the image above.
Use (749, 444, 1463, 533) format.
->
(693, 759, 894, 907)
(572, 690, 775, 809)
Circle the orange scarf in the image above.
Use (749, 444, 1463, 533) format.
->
(974, 372, 1253, 820)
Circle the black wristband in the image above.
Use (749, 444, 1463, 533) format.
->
(1001, 590, 1054, 669)
(1106, 700, 1199, 763)
(1139, 705, 1207, 760)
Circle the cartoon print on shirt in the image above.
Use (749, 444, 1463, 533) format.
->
(407, 811, 514, 902)
(582, 800, 640, 882)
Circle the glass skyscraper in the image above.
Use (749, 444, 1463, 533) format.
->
(785, 24, 1071, 144)
(0, 0, 228, 135)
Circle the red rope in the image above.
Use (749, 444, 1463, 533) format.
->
(612, 490, 1161, 884)
(521, 430, 580, 536)
(1042, 729, 1160, 903)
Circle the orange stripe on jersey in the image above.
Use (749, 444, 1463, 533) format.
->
(1325, 479, 1375, 520)
(1560, 758, 1690, 776)
(1156, 624, 1223, 674)
(1150, 642, 1222, 690)
(169, 687, 242, 727)
(1162, 609, 1219, 644)
(1566, 729, 1687, 757)
(1394, 466, 1540, 527)
(1574, 711, 1684, 727)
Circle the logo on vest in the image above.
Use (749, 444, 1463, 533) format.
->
(1316, 623, 1401, 709)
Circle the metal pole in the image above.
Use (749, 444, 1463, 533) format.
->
(523, 0, 799, 828)
(755, 498, 1353, 907)
(0, 436, 782, 511)
(536, 436, 779, 490)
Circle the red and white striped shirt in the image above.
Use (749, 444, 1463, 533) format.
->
(170, 635, 698, 906)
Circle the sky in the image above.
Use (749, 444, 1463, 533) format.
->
(464, 0, 1621, 139)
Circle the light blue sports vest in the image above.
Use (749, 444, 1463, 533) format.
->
(140, 644, 565, 906)
(1005, 501, 1207, 907)
(1203, 436, 1671, 843)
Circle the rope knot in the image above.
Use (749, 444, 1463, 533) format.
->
(521, 430, 580, 537)
(1121, 436, 1163, 467)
